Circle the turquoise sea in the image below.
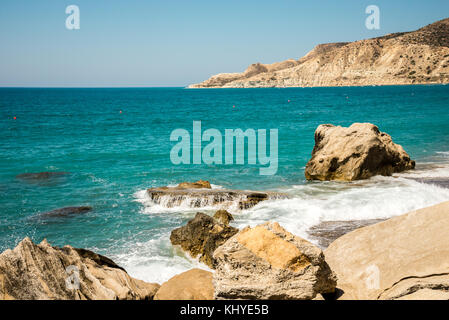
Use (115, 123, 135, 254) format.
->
(1, 86, 449, 283)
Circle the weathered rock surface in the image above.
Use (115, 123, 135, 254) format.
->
(147, 184, 286, 210)
(305, 123, 415, 181)
(213, 222, 337, 300)
(40, 206, 92, 218)
(324, 201, 449, 300)
(0, 237, 160, 300)
(189, 18, 449, 88)
(213, 210, 234, 225)
(177, 180, 211, 189)
(154, 268, 214, 300)
(307, 219, 386, 248)
(170, 212, 238, 268)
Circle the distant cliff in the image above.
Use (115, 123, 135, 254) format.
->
(189, 18, 449, 88)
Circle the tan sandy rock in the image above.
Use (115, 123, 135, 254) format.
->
(153, 268, 214, 300)
(0, 237, 159, 300)
(324, 201, 449, 300)
(304, 123, 415, 181)
(213, 222, 337, 300)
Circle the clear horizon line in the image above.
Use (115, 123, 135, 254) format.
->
(0, 86, 188, 89)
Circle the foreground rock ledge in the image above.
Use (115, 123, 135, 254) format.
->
(305, 123, 415, 181)
(0, 238, 160, 300)
(324, 201, 449, 300)
(213, 222, 337, 300)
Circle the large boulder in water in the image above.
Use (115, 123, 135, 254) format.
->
(324, 201, 449, 300)
(0, 237, 160, 300)
(170, 212, 238, 268)
(305, 123, 415, 181)
(154, 269, 214, 300)
(213, 222, 337, 300)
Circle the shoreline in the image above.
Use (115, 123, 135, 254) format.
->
(186, 82, 449, 89)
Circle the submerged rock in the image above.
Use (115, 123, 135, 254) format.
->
(40, 206, 92, 218)
(170, 212, 238, 268)
(307, 219, 386, 248)
(147, 185, 285, 210)
(16, 172, 69, 181)
(153, 269, 214, 300)
(16, 172, 70, 186)
(213, 210, 234, 226)
(305, 123, 415, 181)
(0, 237, 160, 300)
(213, 222, 337, 300)
(324, 201, 449, 300)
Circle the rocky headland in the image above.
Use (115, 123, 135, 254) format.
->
(189, 18, 449, 88)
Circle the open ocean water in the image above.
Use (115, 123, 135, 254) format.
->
(1, 86, 449, 283)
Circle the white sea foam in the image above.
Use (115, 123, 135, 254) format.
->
(234, 175, 449, 242)
(110, 235, 211, 284)
(398, 162, 449, 178)
(126, 160, 449, 282)
(435, 151, 449, 157)
(133, 189, 242, 214)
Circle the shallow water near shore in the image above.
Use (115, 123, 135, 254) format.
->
(1, 86, 449, 283)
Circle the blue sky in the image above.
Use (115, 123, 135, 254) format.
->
(1, 0, 448, 87)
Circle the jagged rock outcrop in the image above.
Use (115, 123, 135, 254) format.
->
(153, 269, 214, 300)
(0, 238, 160, 300)
(147, 183, 286, 210)
(304, 123, 415, 181)
(213, 210, 234, 225)
(324, 201, 449, 300)
(189, 18, 449, 88)
(170, 212, 238, 268)
(213, 222, 337, 300)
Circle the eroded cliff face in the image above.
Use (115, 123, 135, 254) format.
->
(189, 18, 449, 88)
